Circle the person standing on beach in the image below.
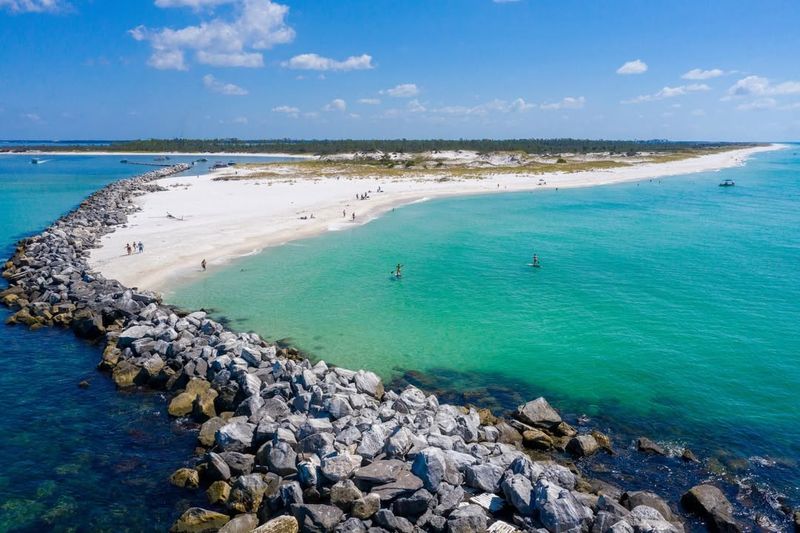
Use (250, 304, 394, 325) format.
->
(138, 241, 144, 253)
(201, 259, 207, 271)
(126, 243, 131, 255)
(342, 209, 346, 218)
(352, 212, 356, 221)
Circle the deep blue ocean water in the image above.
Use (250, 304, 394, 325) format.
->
(0, 154, 284, 531)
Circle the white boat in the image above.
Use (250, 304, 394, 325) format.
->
(30, 157, 43, 164)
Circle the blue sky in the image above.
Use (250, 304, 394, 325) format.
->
(1, 0, 799, 141)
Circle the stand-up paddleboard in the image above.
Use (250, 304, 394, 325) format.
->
(527, 263, 541, 268)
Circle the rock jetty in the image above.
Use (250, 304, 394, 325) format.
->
(1, 164, 747, 532)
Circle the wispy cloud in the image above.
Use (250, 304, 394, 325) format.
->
(682, 68, 726, 80)
(726, 75, 800, 98)
(623, 84, 710, 104)
(381, 83, 419, 98)
(155, 0, 236, 8)
(358, 98, 381, 105)
(21, 112, 43, 122)
(202, 74, 248, 95)
(130, 0, 295, 70)
(737, 98, 777, 111)
(540, 96, 585, 110)
(0, 0, 68, 13)
(282, 53, 374, 72)
(272, 105, 300, 117)
(323, 98, 347, 112)
(432, 97, 535, 117)
(616, 59, 648, 75)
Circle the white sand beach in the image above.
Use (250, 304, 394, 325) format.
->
(88, 144, 782, 293)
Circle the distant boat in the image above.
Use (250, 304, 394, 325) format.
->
(120, 159, 128, 164)
(719, 179, 735, 187)
(210, 163, 227, 170)
(197, 158, 208, 163)
(154, 156, 166, 161)
(227, 161, 236, 166)
(30, 157, 43, 164)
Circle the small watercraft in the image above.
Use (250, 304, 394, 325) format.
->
(120, 159, 128, 164)
(527, 263, 541, 268)
(30, 157, 43, 164)
(197, 158, 208, 163)
(719, 179, 735, 187)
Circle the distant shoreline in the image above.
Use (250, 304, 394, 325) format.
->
(88, 144, 784, 294)
(0, 151, 311, 158)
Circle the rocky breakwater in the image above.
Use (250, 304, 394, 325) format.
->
(0, 164, 758, 532)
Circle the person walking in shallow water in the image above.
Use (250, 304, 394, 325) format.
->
(201, 259, 207, 271)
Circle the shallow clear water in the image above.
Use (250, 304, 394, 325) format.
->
(171, 147, 800, 509)
(0, 154, 285, 531)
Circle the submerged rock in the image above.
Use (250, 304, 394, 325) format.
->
(681, 484, 741, 532)
(636, 437, 666, 456)
(169, 507, 230, 533)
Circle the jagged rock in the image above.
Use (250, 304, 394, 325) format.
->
(216, 420, 255, 452)
(533, 480, 593, 532)
(291, 503, 344, 533)
(169, 467, 200, 489)
(371, 472, 424, 501)
(622, 491, 675, 522)
(335, 518, 367, 533)
(206, 480, 231, 505)
(111, 360, 141, 388)
(446, 504, 487, 533)
(392, 488, 433, 518)
(206, 452, 232, 481)
(168, 391, 197, 417)
(354, 370, 384, 399)
(636, 437, 666, 456)
(219, 451, 255, 476)
(353, 460, 406, 484)
(253, 515, 299, 533)
(793, 510, 800, 533)
(515, 397, 562, 428)
(628, 505, 682, 533)
(169, 507, 230, 533)
(258, 440, 298, 476)
(321, 453, 363, 483)
(501, 474, 533, 516)
(522, 428, 553, 450)
(374, 509, 414, 533)
(351, 493, 381, 519)
(567, 435, 599, 457)
(411, 447, 461, 491)
(330, 479, 363, 510)
(198, 417, 226, 447)
(218, 513, 257, 533)
(435, 483, 465, 515)
(681, 484, 741, 532)
(464, 463, 504, 493)
(228, 473, 268, 513)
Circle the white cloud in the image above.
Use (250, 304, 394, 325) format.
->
(358, 98, 381, 105)
(407, 99, 426, 113)
(616, 59, 648, 75)
(0, 0, 67, 13)
(130, 0, 295, 70)
(272, 105, 299, 117)
(433, 97, 535, 116)
(202, 74, 248, 95)
(726, 75, 800, 98)
(382, 83, 419, 98)
(323, 98, 347, 112)
(690, 109, 706, 116)
(540, 96, 585, 110)
(282, 53, 374, 72)
(232, 116, 248, 124)
(737, 98, 777, 111)
(623, 84, 710, 104)
(682, 68, 725, 80)
(21, 112, 42, 122)
(155, 0, 235, 7)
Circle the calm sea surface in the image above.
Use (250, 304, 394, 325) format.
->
(171, 147, 800, 517)
(0, 154, 283, 531)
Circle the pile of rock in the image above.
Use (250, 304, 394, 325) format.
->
(0, 164, 749, 532)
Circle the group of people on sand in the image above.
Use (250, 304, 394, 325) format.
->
(125, 241, 144, 255)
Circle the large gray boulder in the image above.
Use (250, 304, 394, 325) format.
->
(681, 484, 741, 532)
(257, 440, 298, 476)
(533, 480, 593, 532)
(501, 474, 533, 516)
(446, 504, 487, 533)
(354, 370, 384, 399)
(411, 447, 461, 491)
(628, 505, 682, 533)
(227, 473, 269, 513)
(321, 453, 363, 483)
(515, 397, 562, 428)
(354, 459, 406, 484)
(216, 420, 255, 452)
(464, 463, 504, 494)
(291, 503, 344, 533)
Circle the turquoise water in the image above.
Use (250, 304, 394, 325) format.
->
(0, 154, 285, 531)
(171, 147, 800, 508)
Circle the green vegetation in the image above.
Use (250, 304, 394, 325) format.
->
(2, 138, 757, 156)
